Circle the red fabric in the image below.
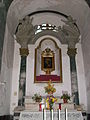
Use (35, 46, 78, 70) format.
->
(36, 75, 60, 82)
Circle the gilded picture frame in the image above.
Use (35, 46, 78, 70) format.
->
(34, 38, 62, 83)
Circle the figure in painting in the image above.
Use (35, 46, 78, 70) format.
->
(44, 57, 52, 68)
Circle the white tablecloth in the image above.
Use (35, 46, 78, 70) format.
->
(19, 110, 83, 120)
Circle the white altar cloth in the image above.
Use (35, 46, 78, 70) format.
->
(19, 110, 83, 120)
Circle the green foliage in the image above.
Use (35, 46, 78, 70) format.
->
(61, 93, 70, 100)
(32, 93, 42, 102)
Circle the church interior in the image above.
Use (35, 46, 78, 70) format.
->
(0, 0, 90, 120)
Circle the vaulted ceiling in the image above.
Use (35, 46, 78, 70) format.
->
(6, 0, 90, 44)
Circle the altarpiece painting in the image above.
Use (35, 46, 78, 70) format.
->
(34, 38, 62, 83)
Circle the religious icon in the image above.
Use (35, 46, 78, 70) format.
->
(44, 57, 52, 69)
(34, 38, 62, 83)
(41, 48, 55, 75)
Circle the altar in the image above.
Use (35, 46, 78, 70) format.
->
(19, 110, 83, 120)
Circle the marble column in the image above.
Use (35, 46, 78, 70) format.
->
(15, 15, 36, 106)
(58, 15, 80, 105)
(67, 48, 79, 105)
(18, 48, 29, 106)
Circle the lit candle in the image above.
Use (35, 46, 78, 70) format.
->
(43, 109, 46, 120)
(51, 109, 53, 120)
(58, 109, 60, 120)
(65, 108, 68, 120)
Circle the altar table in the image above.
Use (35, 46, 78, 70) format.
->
(19, 110, 83, 120)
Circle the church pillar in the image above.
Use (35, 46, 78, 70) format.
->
(58, 15, 80, 105)
(18, 48, 29, 106)
(15, 15, 36, 106)
(67, 48, 79, 105)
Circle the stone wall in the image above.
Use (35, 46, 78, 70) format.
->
(0, 0, 12, 72)
(81, 12, 90, 113)
(0, 3, 6, 72)
(0, 0, 13, 116)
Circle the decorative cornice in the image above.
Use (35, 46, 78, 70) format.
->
(67, 48, 77, 57)
(19, 48, 29, 56)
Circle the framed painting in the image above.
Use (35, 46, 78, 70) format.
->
(43, 57, 52, 69)
(41, 48, 55, 75)
(34, 39, 62, 83)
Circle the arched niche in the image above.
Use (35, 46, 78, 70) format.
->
(34, 37, 62, 83)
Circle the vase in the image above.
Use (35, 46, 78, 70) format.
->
(46, 102, 53, 110)
(63, 99, 68, 103)
(46, 100, 53, 110)
(46, 101, 50, 110)
(49, 103, 53, 111)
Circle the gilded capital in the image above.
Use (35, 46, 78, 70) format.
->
(19, 48, 29, 56)
(67, 48, 77, 57)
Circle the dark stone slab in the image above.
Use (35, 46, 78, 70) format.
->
(85, 0, 90, 7)
(0, 115, 13, 120)
(87, 114, 90, 120)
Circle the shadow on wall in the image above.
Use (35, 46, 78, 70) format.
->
(87, 114, 90, 120)
(85, 0, 90, 7)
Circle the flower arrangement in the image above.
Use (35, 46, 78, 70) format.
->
(61, 91, 70, 103)
(44, 80, 56, 95)
(32, 93, 42, 102)
(44, 80, 57, 110)
(46, 95, 57, 110)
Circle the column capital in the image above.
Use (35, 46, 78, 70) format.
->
(67, 48, 77, 57)
(19, 48, 29, 56)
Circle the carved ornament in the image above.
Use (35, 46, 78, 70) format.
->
(15, 15, 37, 48)
(19, 48, 29, 56)
(67, 48, 77, 57)
(58, 15, 80, 48)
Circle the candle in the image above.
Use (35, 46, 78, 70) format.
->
(59, 103, 61, 110)
(58, 109, 60, 120)
(51, 109, 53, 120)
(43, 109, 46, 120)
(39, 103, 42, 111)
(65, 108, 68, 120)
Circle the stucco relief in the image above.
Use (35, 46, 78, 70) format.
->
(16, 15, 37, 48)
(58, 15, 80, 48)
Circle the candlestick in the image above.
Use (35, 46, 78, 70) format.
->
(58, 109, 60, 120)
(43, 109, 46, 120)
(65, 108, 68, 120)
(51, 109, 53, 120)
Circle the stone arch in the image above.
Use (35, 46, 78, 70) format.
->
(0, 0, 89, 115)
